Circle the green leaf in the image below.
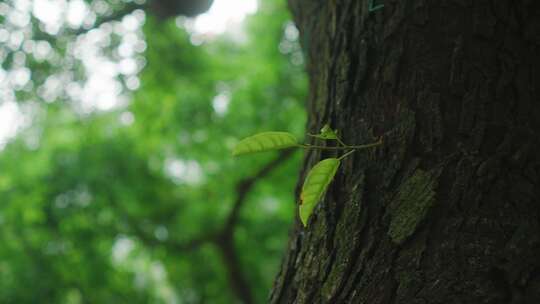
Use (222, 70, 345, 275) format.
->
(308, 124, 338, 140)
(232, 132, 298, 156)
(299, 158, 340, 226)
(320, 124, 338, 139)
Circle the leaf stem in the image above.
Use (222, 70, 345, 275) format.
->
(296, 144, 354, 150)
(335, 136, 348, 147)
(338, 149, 356, 160)
(297, 138, 382, 151)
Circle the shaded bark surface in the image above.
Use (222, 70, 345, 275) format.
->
(271, 1, 540, 303)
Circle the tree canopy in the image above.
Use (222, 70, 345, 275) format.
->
(0, 0, 306, 303)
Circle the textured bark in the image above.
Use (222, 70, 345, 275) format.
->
(271, 1, 540, 303)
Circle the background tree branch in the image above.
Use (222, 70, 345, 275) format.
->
(107, 150, 295, 303)
(223, 149, 296, 234)
(214, 149, 296, 304)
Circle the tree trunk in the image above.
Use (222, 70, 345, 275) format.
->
(271, 1, 540, 303)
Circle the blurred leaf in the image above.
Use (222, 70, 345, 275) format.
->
(0, 0, 307, 302)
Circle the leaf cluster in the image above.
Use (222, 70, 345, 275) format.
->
(233, 124, 382, 226)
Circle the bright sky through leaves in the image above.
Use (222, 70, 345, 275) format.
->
(191, 0, 257, 35)
(0, 0, 258, 148)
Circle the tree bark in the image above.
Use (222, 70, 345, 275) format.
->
(271, 1, 540, 303)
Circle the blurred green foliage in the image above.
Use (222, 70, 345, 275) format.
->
(0, 0, 306, 303)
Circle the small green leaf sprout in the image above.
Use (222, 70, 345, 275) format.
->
(308, 124, 339, 140)
(368, 0, 384, 12)
(233, 124, 382, 227)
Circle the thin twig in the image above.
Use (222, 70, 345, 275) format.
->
(296, 139, 382, 151)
